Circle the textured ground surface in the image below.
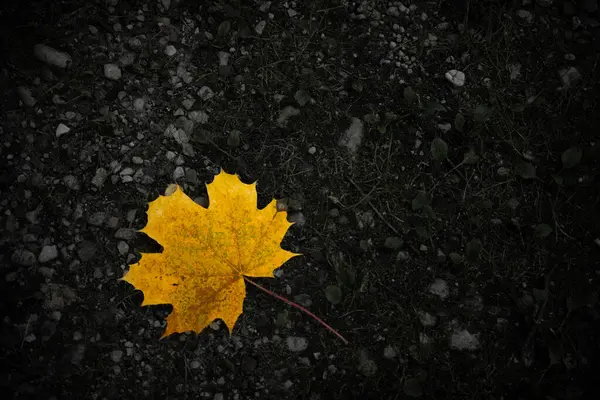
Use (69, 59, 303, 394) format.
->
(1, 0, 600, 399)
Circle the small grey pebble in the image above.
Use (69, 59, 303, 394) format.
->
(293, 294, 312, 307)
(384, 236, 403, 250)
(38, 267, 55, 278)
(110, 350, 123, 363)
(5, 272, 19, 282)
(117, 241, 129, 255)
(107, 216, 120, 229)
(286, 336, 308, 352)
(38, 245, 58, 263)
(193, 196, 209, 208)
(288, 212, 305, 226)
(104, 64, 122, 80)
(114, 228, 135, 240)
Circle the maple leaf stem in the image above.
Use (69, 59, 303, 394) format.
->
(243, 276, 349, 345)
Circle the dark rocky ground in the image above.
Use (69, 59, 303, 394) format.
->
(1, 0, 599, 399)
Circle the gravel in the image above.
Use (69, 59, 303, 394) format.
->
(2, 0, 593, 397)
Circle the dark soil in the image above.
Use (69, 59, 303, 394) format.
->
(1, 0, 599, 399)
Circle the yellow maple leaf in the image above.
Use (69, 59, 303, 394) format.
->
(120, 171, 300, 338)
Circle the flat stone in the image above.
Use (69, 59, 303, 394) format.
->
(17, 86, 36, 107)
(104, 64, 122, 80)
(173, 166, 185, 180)
(185, 168, 198, 184)
(559, 67, 581, 88)
(12, 249, 37, 266)
(293, 294, 311, 307)
(358, 349, 377, 376)
(241, 355, 257, 373)
(34, 44, 71, 68)
(445, 69, 465, 87)
(119, 52, 136, 66)
(91, 168, 108, 188)
(384, 236, 403, 250)
(198, 86, 214, 101)
(383, 345, 397, 359)
(117, 241, 129, 255)
(418, 311, 437, 327)
(38, 245, 58, 263)
(43, 283, 77, 310)
(5, 272, 18, 282)
(114, 228, 136, 240)
(88, 211, 107, 226)
(516, 9, 534, 26)
(180, 97, 195, 110)
(133, 98, 144, 112)
(56, 123, 70, 137)
(286, 336, 308, 352)
(218, 51, 230, 66)
(182, 143, 195, 157)
(165, 45, 177, 56)
(276, 105, 300, 127)
(450, 329, 480, 351)
(338, 117, 364, 154)
(255, 20, 267, 35)
(387, 6, 400, 17)
(38, 267, 55, 278)
(110, 349, 123, 362)
(63, 175, 79, 189)
(428, 278, 449, 300)
(71, 343, 86, 364)
(78, 241, 98, 262)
